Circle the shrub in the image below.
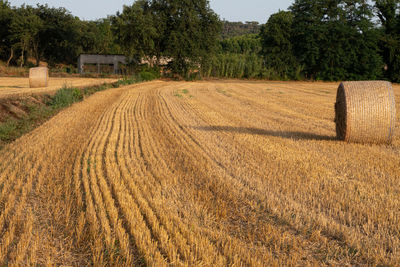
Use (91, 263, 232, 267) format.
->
(51, 87, 83, 108)
(138, 71, 157, 81)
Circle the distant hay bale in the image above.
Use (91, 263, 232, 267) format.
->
(29, 67, 49, 88)
(335, 81, 396, 144)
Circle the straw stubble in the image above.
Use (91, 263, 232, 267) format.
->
(0, 81, 399, 265)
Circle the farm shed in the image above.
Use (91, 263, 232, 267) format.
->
(78, 54, 127, 74)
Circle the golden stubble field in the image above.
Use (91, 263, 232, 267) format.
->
(0, 77, 118, 98)
(0, 80, 399, 265)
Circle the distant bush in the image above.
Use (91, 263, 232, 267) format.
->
(118, 71, 158, 84)
(51, 87, 83, 108)
(138, 71, 158, 81)
(0, 120, 18, 142)
(117, 78, 134, 86)
(186, 72, 201, 81)
(204, 53, 264, 79)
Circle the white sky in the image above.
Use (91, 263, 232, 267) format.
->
(8, 0, 294, 23)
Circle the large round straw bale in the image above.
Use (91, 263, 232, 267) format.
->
(29, 67, 49, 88)
(335, 81, 396, 144)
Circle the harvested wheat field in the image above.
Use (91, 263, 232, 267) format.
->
(0, 77, 118, 98)
(0, 80, 399, 265)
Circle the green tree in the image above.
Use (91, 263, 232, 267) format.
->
(220, 34, 261, 54)
(35, 4, 82, 65)
(339, 1, 383, 80)
(0, 1, 14, 65)
(290, 0, 382, 80)
(112, 0, 158, 65)
(151, 0, 221, 77)
(10, 5, 43, 67)
(260, 11, 299, 79)
(113, 0, 221, 77)
(92, 18, 121, 55)
(76, 19, 121, 57)
(203, 34, 264, 79)
(375, 0, 400, 82)
(221, 21, 261, 39)
(78, 21, 101, 55)
(289, 0, 325, 79)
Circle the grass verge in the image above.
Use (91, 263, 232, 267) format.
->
(0, 73, 155, 149)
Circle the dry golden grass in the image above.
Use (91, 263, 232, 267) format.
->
(0, 80, 399, 265)
(0, 77, 118, 98)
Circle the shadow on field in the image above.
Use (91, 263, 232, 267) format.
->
(0, 86, 23, 89)
(192, 126, 336, 141)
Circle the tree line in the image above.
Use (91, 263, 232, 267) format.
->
(221, 0, 400, 82)
(220, 21, 261, 39)
(1, 0, 400, 82)
(0, 1, 121, 67)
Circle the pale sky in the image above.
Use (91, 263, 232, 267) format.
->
(8, 0, 294, 23)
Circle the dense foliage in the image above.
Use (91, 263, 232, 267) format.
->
(260, 11, 300, 80)
(221, 21, 261, 39)
(202, 34, 263, 79)
(112, 0, 221, 78)
(289, 0, 383, 81)
(0, 1, 120, 67)
(375, 0, 400, 82)
(1, 0, 400, 81)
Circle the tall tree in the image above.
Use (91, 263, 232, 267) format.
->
(0, 1, 14, 65)
(204, 34, 263, 79)
(113, 0, 221, 77)
(375, 0, 400, 82)
(221, 21, 261, 39)
(151, 0, 221, 77)
(220, 34, 261, 54)
(10, 5, 43, 67)
(112, 0, 158, 65)
(35, 4, 82, 65)
(92, 18, 121, 55)
(289, 0, 325, 79)
(290, 0, 382, 80)
(259, 11, 298, 79)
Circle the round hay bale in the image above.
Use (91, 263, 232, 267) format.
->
(29, 67, 49, 88)
(335, 81, 396, 144)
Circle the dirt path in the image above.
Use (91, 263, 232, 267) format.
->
(0, 81, 399, 265)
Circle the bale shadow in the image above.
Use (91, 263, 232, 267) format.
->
(191, 125, 336, 141)
(0, 86, 24, 89)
